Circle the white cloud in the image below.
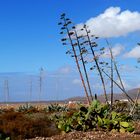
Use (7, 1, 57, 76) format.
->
(72, 78, 81, 86)
(58, 66, 72, 74)
(124, 45, 140, 58)
(102, 44, 125, 58)
(77, 7, 140, 38)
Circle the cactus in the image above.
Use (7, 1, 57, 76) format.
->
(53, 100, 134, 133)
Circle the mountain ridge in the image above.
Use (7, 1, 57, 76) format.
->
(66, 88, 140, 102)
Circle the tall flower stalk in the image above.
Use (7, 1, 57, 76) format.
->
(73, 29, 93, 100)
(105, 39, 134, 104)
(83, 25, 108, 104)
(59, 14, 91, 104)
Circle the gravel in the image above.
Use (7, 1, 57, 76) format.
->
(27, 130, 140, 140)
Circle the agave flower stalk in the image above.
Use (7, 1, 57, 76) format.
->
(105, 39, 134, 104)
(130, 88, 140, 115)
(73, 29, 93, 101)
(109, 47, 114, 109)
(137, 43, 140, 63)
(102, 69, 134, 104)
(83, 25, 108, 104)
(103, 41, 114, 108)
(59, 14, 90, 104)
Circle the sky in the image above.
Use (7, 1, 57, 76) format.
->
(0, 0, 140, 101)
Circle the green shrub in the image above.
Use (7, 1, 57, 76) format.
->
(132, 104, 140, 120)
(44, 104, 69, 112)
(53, 100, 134, 133)
(16, 103, 38, 113)
(112, 101, 130, 113)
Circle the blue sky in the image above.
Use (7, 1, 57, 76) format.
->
(0, 0, 140, 101)
(0, 0, 140, 72)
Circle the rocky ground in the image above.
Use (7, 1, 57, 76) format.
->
(27, 130, 140, 140)
(27, 112, 140, 140)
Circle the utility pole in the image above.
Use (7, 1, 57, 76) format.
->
(4, 80, 9, 106)
(55, 75, 59, 103)
(39, 67, 44, 102)
(29, 79, 32, 103)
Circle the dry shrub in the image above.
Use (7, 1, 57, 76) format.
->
(0, 111, 60, 140)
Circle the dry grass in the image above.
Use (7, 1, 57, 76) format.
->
(0, 110, 60, 140)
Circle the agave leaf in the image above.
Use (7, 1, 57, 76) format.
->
(112, 120, 118, 126)
(91, 100, 100, 109)
(120, 122, 129, 128)
(119, 127, 126, 133)
(111, 129, 117, 133)
(126, 127, 134, 132)
(65, 125, 71, 132)
(111, 111, 117, 120)
(97, 116, 103, 126)
(58, 123, 63, 129)
(5, 137, 10, 140)
(103, 118, 110, 125)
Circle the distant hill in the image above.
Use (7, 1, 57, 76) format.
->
(66, 88, 140, 103)
(1, 88, 139, 104)
(127, 88, 140, 99)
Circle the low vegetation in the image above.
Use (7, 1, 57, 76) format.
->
(0, 105, 61, 140)
(52, 100, 134, 133)
(43, 104, 69, 112)
(0, 100, 139, 140)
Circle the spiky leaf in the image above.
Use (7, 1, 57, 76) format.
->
(120, 122, 129, 128)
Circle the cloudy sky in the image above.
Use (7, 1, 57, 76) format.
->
(0, 0, 140, 101)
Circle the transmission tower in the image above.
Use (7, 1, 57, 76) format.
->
(4, 80, 9, 106)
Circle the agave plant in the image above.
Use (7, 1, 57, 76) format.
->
(58, 13, 92, 104)
(17, 103, 37, 113)
(44, 104, 69, 112)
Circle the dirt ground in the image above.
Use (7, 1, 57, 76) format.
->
(27, 116, 140, 140)
(27, 130, 140, 140)
(28, 122, 140, 140)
